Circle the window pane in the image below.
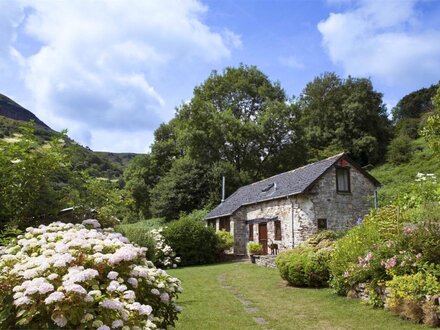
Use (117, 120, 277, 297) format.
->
(318, 218, 327, 230)
(337, 168, 350, 192)
(275, 221, 281, 240)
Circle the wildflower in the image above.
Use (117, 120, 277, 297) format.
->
(151, 288, 160, 295)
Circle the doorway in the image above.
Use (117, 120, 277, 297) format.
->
(258, 223, 268, 255)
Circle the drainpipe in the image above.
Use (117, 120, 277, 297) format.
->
(221, 176, 225, 203)
(373, 189, 378, 209)
(290, 198, 295, 248)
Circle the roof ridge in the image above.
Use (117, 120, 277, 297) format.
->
(249, 152, 345, 186)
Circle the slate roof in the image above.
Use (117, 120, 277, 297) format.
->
(205, 152, 379, 220)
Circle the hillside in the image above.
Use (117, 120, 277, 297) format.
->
(0, 94, 50, 129)
(0, 92, 138, 178)
(370, 138, 439, 206)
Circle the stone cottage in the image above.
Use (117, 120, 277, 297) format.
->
(204, 153, 380, 255)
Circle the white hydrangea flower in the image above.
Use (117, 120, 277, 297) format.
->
(107, 271, 118, 280)
(45, 292, 65, 304)
(111, 320, 124, 328)
(97, 325, 110, 330)
(51, 314, 68, 327)
(127, 277, 138, 288)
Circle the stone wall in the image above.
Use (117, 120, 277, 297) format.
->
(246, 198, 294, 252)
(309, 161, 376, 232)
(232, 209, 247, 255)
(292, 195, 315, 246)
(254, 255, 277, 268)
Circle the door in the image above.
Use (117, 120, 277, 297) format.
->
(258, 223, 268, 255)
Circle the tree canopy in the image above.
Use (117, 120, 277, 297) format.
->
(298, 72, 392, 165)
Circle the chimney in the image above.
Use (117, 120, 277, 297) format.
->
(221, 176, 225, 203)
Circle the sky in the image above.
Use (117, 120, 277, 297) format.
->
(1, 0, 439, 153)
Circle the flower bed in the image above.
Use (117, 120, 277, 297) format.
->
(0, 220, 182, 329)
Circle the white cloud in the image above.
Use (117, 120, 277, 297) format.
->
(318, 0, 440, 87)
(278, 55, 304, 69)
(0, 0, 240, 152)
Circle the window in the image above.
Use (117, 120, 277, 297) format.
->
(336, 167, 350, 192)
(208, 219, 216, 228)
(219, 218, 230, 232)
(274, 220, 282, 240)
(248, 224, 253, 240)
(317, 218, 327, 230)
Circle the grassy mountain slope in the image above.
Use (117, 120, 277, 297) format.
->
(0, 92, 139, 178)
(0, 94, 50, 129)
(370, 138, 439, 206)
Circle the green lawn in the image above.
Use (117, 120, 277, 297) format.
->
(168, 262, 424, 330)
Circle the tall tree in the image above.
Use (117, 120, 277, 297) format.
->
(149, 157, 211, 220)
(392, 83, 438, 122)
(175, 64, 305, 180)
(299, 72, 392, 165)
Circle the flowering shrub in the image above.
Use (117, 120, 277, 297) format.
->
(149, 228, 180, 269)
(0, 220, 182, 329)
(386, 272, 440, 325)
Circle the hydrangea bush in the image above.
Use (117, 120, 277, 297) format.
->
(149, 228, 180, 269)
(0, 220, 182, 329)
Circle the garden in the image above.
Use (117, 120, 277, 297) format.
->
(275, 172, 440, 327)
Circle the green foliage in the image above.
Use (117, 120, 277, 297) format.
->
(176, 64, 305, 179)
(298, 72, 392, 165)
(329, 206, 401, 294)
(247, 242, 263, 255)
(276, 230, 341, 288)
(370, 138, 440, 206)
(386, 272, 440, 324)
(387, 134, 413, 165)
(162, 218, 219, 266)
(215, 230, 234, 252)
(0, 226, 22, 246)
(420, 84, 440, 156)
(0, 123, 71, 228)
(276, 247, 332, 287)
(116, 219, 165, 261)
(150, 157, 211, 220)
(391, 83, 438, 122)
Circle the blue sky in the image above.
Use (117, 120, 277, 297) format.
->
(1, 0, 439, 152)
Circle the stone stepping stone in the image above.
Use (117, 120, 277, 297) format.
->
(245, 307, 258, 313)
(234, 293, 244, 298)
(240, 300, 253, 306)
(253, 317, 267, 325)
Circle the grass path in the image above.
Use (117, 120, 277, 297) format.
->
(168, 262, 424, 330)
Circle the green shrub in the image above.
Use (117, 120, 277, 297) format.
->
(276, 247, 332, 287)
(216, 230, 234, 252)
(386, 272, 440, 324)
(162, 218, 218, 266)
(115, 219, 164, 261)
(387, 134, 414, 165)
(329, 206, 403, 294)
(247, 242, 263, 255)
(304, 230, 344, 249)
